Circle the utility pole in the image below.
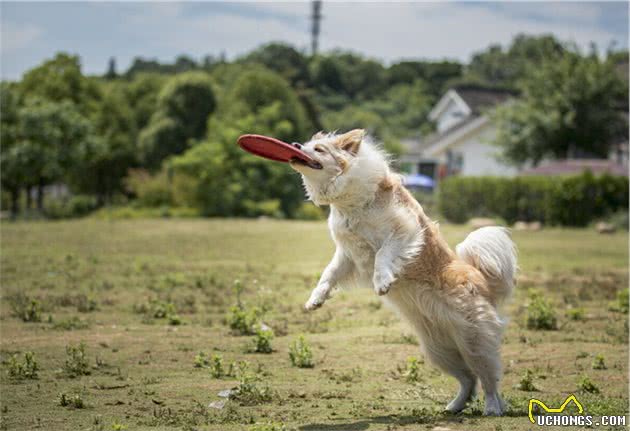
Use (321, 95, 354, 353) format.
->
(311, 0, 322, 56)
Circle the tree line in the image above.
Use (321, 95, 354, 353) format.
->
(1, 34, 627, 219)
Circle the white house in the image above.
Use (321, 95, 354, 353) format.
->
(401, 84, 628, 182)
(401, 85, 518, 180)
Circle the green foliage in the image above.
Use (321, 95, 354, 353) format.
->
(59, 392, 86, 409)
(515, 369, 538, 391)
(566, 308, 585, 321)
(209, 354, 226, 378)
(617, 289, 629, 314)
(8, 293, 42, 322)
(289, 335, 314, 368)
(44, 195, 99, 219)
(592, 354, 606, 370)
(404, 357, 422, 383)
(525, 290, 558, 330)
(577, 375, 600, 394)
(439, 173, 628, 226)
(7, 352, 39, 380)
(228, 305, 263, 336)
(248, 326, 274, 354)
(194, 351, 210, 368)
(493, 51, 627, 166)
(230, 372, 274, 406)
(53, 316, 90, 331)
(63, 343, 91, 377)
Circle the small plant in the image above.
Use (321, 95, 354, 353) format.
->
(404, 357, 422, 383)
(76, 294, 99, 313)
(111, 423, 127, 431)
(210, 354, 225, 378)
(577, 375, 600, 393)
(526, 290, 557, 330)
(59, 392, 85, 409)
(194, 351, 210, 368)
(6, 351, 39, 380)
(516, 369, 538, 391)
(64, 343, 91, 377)
(566, 307, 584, 321)
(248, 326, 273, 354)
(134, 299, 181, 325)
(228, 305, 263, 336)
(616, 288, 629, 314)
(250, 423, 287, 431)
(289, 335, 314, 368)
(592, 354, 607, 370)
(231, 373, 273, 405)
(8, 293, 42, 322)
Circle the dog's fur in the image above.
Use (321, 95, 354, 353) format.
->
(290, 130, 517, 416)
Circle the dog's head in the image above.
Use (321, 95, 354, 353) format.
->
(290, 129, 389, 206)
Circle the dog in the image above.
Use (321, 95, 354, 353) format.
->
(290, 129, 517, 416)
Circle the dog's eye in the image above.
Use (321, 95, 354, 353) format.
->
(314, 147, 324, 153)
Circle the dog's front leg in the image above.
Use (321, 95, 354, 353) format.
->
(373, 241, 398, 296)
(305, 249, 353, 311)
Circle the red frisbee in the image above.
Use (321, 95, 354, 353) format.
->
(237, 134, 322, 169)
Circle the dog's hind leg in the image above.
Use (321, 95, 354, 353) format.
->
(453, 305, 506, 416)
(420, 337, 478, 413)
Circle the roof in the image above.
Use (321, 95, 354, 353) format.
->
(521, 159, 628, 177)
(452, 85, 517, 114)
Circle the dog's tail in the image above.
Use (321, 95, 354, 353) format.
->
(456, 227, 517, 305)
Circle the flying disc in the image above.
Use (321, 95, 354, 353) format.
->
(237, 134, 322, 169)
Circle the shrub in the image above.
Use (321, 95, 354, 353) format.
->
(526, 291, 558, 330)
(230, 373, 273, 406)
(577, 375, 600, 393)
(294, 203, 327, 221)
(209, 354, 226, 378)
(248, 326, 274, 354)
(438, 173, 628, 226)
(7, 352, 39, 380)
(8, 293, 42, 322)
(44, 195, 99, 219)
(566, 308, 585, 321)
(289, 335, 314, 368)
(64, 343, 91, 377)
(617, 289, 629, 314)
(194, 351, 210, 368)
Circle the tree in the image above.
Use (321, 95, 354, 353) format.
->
(1, 83, 25, 216)
(138, 72, 216, 170)
(105, 57, 118, 79)
(493, 52, 628, 166)
(243, 43, 311, 87)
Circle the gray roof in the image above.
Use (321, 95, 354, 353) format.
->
(452, 85, 517, 114)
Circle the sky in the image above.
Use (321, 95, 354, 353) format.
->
(1, 1, 628, 80)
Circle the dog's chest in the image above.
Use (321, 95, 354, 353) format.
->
(331, 213, 384, 275)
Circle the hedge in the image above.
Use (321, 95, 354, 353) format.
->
(438, 172, 628, 226)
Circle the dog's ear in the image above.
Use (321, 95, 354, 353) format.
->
(336, 129, 365, 155)
(311, 131, 327, 140)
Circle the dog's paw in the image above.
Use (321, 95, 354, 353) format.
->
(304, 297, 324, 311)
(373, 271, 395, 296)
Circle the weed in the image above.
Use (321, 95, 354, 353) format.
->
(515, 369, 538, 391)
(526, 290, 558, 330)
(248, 326, 273, 354)
(194, 351, 210, 368)
(289, 335, 314, 368)
(111, 423, 127, 431)
(250, 423, 286, 431)
(64, 343, 91, 377)
(610, 288, 629, 314)
(566, 307, 585, 321)
(592, 354, 607, 370)
(7, 293, 42, 322)
(59, 392, 86, 409)
(576, 351, 589, 359)
(404, 357, 422, 383)
(577, 375, 600, 393)
(210, 354, 226, 378)
(53, 316, 90, 330)
(76, 295, 99, 313)
(6, 352, 39, 380)
(134, 299, 181, 325)
(228, 305, 263, 336)
(230, 373, 273, 405)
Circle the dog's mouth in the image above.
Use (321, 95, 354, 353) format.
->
(290, 156, 323, 170)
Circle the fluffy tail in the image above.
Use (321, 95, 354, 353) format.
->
(456, 227, 518, 304)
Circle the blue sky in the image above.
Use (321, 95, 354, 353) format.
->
(1, 2, 627, 80)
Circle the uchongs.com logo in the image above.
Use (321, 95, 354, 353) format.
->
(528, 394, 627, 427)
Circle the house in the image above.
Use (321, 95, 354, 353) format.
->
(400, 84, 629, 181)
(400, 85, 518, 180)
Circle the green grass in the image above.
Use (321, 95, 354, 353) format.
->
(1, 219, 628, 430)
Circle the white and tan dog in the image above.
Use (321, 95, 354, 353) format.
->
(290, 129, 517, 416)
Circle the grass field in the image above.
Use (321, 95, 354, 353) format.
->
(1, 219, 628, 431)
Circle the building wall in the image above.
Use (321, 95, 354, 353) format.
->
(433, 124, 519, 177)
(436, 99, 468, 133)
